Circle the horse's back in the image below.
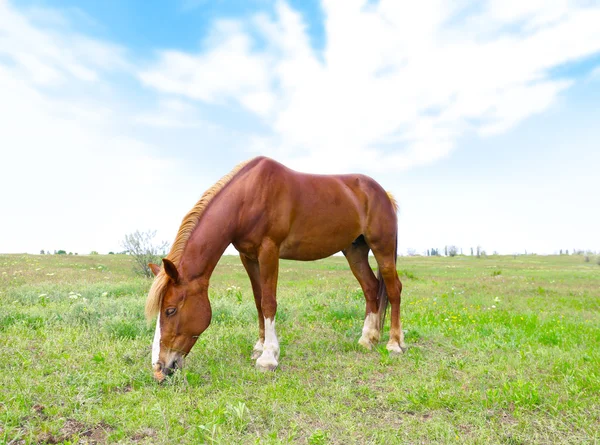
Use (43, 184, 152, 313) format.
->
(242, 158, 395, 260)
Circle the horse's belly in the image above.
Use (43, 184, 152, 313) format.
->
(279, 224, 360, 261)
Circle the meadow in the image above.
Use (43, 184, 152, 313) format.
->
(0, 253, 598, 444)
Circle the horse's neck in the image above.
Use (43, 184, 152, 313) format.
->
(179, 196, 237, 282)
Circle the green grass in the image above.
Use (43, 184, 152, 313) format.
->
(1, 253, 599, 444)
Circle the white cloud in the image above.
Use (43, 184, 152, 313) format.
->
(139, 0, 600, 173)
(0, 0, 192, 254)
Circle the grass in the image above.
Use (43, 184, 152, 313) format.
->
(0, 253, 599, 444)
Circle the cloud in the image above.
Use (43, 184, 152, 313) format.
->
(139, 0, 600, 172)
(0, 0, 190, 253)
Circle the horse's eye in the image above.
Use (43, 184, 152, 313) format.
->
(165, 307, 177, 317)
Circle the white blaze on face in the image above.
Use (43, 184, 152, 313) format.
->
(152, 314, 161, 365)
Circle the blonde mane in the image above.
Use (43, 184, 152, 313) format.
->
(386, 191, 399, 213)
(145, 157, 257, 319)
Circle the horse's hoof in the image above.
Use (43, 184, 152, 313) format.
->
(358, 337, 373, 350)
(256, 359, 278, 372)
(251, 349, 262, 360)
(386, 342, 407, 354)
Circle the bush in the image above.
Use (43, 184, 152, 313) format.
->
(121, 230, 169, 278)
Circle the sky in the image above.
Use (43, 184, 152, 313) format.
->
(1, 0, 599, 256)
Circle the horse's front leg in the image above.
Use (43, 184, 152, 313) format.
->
(255, 240, 280, 371)
(239, 253, 265, 360)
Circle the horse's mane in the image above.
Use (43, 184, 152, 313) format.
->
(386, 192, 399, 213)
(145, 157, 257, 319)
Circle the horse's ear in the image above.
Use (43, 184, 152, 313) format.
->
(162, 258, 180, 283)
(148, 263, 161, 276)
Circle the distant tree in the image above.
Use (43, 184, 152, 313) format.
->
(444, 246, 448, 256)
(57, 250, 66, 255)
(90, 251, 99, 255)
(108, 251, 115, 255)
(566, 250, 569, 255)
(121, 230, 169, 278)
(559, 249, 563, 255)
(68, 252, 73, 255)
(470, 247, 474, 256)
(40, 249, 45, 255)
(448, 246, 458, 257)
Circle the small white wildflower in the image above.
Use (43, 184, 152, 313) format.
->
(35, 268, 41, 271)
(493, 297, 501, 303)
(444, 318, 449, 321)
(491, 305, 496, 309)
(46, 273, 55, 276)
(101, 292, 108, 297)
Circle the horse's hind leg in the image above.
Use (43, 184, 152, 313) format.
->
(370, 245, 406, 353)
(255, 239, 281, 371)
(240, 253, 265, 360)
(343, 236, 380, 350)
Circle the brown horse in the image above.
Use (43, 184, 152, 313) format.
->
(146, 157, 405, 382)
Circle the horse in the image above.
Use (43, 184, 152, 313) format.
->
(146, 156, 406, 382)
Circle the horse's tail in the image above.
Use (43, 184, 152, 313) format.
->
(378, 192, 399, 332)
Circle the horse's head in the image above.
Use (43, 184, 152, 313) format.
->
(149, 259, 212, 382)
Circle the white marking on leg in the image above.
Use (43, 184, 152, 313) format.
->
(256, 317, 279, 370)
(152, 314, 161, 366)
(358, 312, 379, 349)
(251, 339, 264, 360)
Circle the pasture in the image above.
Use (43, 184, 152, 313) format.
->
(0, 253, 598, 444)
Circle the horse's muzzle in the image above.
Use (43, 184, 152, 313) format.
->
(152, 356, 183, 383)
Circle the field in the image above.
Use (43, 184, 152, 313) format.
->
(0, 253, 599, 444)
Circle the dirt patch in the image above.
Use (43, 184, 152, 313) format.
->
(130, 427, 158, 442)
(112, 383, 133, 393)
(37, 419, 113, 444)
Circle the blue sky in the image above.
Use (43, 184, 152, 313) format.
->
(1, 0, 599, 255)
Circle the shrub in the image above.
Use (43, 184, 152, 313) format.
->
(121, 230, 169, 278)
